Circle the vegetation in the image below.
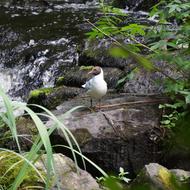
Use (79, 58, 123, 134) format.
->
(29, 87, 54, 98)
(0, 86, 109, 189)
(87, 0, 190, 129)
(0, 0, 190, 189)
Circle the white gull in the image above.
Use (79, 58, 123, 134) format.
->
(82, 66, 107, 107)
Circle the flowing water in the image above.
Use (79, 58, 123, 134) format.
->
(0, 1, 98, 101)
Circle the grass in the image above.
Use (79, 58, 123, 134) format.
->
(0, 86, 108, 189)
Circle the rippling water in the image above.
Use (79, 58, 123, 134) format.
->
(0, 1, 98, 100)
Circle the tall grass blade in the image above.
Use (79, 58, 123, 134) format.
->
(28, 104, 86, 171)
(10, 103, 54, 190)
(0, 86, 21, 152)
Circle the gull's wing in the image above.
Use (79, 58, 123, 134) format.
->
(82, 77, 94, 89)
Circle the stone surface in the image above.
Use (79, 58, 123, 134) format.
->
(112, 0, 160, 11)
(36, 153, 102, 190)
(123, 68, 164, 94)
(48, 94, 168, 175)
(27, 86, 83, 111)
(0, 117, 37, 151)
(170, 169, 190, 182)
(130, 163, 190, 190)
(57, 66, 125, 89)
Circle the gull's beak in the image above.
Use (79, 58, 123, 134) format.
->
(88, 68, 94, 75)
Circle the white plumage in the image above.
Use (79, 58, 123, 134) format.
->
(82, 67, 107, 106)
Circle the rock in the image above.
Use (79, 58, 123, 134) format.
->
(112, 0, 160, 11)
(78, 40, 133, 70)
(130, 163, 190, 190)
(56, 66, 125, 89)
(27, 86, 82, 111)
(78, 40, 165, 95)
(0, 152, 101, 190)
(170, 169, 190, 182)
(123, 68, 164, 94)
(48, 94, 168, 175)
(0, 117, 37, 151)
(36, 153, 102, 190)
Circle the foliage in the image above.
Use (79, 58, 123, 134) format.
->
(0, 86, 110, 189)
(97, 167, 130, 189)
(86, 0, 190, 128)
(159, 102, 186, 128)
(0, 86, 85, 189)
(0, 151, 45, 189)
(29, 87, 54, 98)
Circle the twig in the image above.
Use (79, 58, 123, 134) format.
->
(95, 99, 169, 109)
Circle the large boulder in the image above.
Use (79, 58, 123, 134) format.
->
(48, 94, 168, 175)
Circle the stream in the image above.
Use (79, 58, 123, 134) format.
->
(0, 1, 98, 101)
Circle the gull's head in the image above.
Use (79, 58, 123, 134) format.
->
(88, 66, 102, 76)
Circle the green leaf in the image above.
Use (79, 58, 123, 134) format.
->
(161, 120, 171, 125)
(109, 47, 129, 58)
(185, 94, 190, 104)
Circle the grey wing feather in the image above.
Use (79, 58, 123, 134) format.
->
(82, 78, 94, 89)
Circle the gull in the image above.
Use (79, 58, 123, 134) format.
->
(82, 66, 107, 108)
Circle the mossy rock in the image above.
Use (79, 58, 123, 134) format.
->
(130, 163, 190, 190)
(0, 151, 46, 189)
(55, 66, 125, 89)
(28, 86, 82, 111)
(55, 76, 65, 87)
(79, 65, 94, 71)
(29, 87, 54, 99)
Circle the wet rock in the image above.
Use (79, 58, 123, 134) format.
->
(78, 40, 133, 70)
(112, 0, 160, 11)
(130, 163, 190, 190)
(36, 153, 102, 190)
(48, 95, 168, 175)
(56, 66, 124, 89)
(6, 0, 51, 7)
(123, 69, 164, 94)
(27, 86, 82, 111)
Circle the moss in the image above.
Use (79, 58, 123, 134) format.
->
(0, 151, 46, 189)
(29, 87, 54, 98)
(79, 65, 94, 71)
(56, 76, 65, 86)
(158, 167, 173, 189)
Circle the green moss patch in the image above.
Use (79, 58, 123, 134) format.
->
(55, 76, 65, 86)
(79, 65, 94, 71)
(0, 151, 46, 189)
(29, 87, 54, 98)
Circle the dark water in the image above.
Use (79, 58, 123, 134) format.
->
(0, 1, 98, 100)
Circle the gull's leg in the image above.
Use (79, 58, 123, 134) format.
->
(90, 98, 93, 108)
(98, 99, 101, 109)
